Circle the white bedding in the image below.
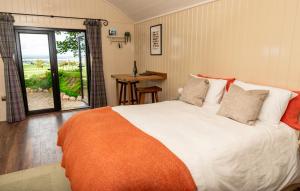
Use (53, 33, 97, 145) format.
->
(113, 101, 300, 191)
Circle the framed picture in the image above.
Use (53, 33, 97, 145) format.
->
(150, 24, 162, 55)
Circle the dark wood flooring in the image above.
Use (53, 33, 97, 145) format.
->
(0, 110, 81, 175)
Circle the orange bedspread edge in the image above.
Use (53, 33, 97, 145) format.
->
(57, 107, 196, 191)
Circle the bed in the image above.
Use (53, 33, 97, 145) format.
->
(58, 100, 300, 191)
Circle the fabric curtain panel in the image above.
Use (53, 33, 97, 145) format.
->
(0, 13, 26, 123)
(84, 19, 107, 108)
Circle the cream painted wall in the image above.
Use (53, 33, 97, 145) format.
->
(135, 0, 300, 101)
(0, 0, 135, 121)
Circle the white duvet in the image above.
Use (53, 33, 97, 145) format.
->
(113, 101, 300, 191)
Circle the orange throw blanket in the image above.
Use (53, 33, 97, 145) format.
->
(57, 107, 196, 191)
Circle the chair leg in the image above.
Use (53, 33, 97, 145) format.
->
(130, 83, 134, 104)
(118, 83, 124, 105)
(133, 83, 138, 104)
(155, 92, 159, 103)
(123, 84, 127, 105)
(151, 93, 155, 103)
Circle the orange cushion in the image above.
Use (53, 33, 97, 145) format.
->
(281, 91, 300, 130)
(197, 74, 235, 91)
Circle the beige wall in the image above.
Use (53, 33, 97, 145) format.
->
(135, 0, 300, 101)
(0, 0, 135, 121)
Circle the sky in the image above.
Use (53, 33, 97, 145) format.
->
(19, 32, 82, 59)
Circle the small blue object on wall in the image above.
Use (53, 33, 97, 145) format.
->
(109, 28, 117, 36)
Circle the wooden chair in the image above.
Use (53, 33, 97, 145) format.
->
(136, 86, 162, 104)
(118, 80, 138, 105)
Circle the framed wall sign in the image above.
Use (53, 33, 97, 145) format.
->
(150, 24, 162, 55)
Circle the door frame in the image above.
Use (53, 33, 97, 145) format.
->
(14, 26, 91, 115)
(77, 34, 91, 105)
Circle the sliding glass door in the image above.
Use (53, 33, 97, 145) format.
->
(16, 30, 60, 113)
(55, 31, 90, 110)
(15, 28, 90, 114)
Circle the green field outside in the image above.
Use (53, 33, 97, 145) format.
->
(24, 60, 87, 98)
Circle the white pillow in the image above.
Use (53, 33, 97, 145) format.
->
(234, 80, 293, 125)
(191, 74, 227, 104)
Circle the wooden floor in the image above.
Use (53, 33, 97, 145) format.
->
(0, 110, 80, 175)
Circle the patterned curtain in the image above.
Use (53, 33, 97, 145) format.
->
(84, 19, 107, 108)
(0, 13, 26, 123)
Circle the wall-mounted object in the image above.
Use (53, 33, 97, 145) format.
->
(150, 24, 162, 55)
(124, 32, 131, 43)
(107, 36, 126, 42)
(108, 28, 117, 36)
(107, 36, 126, 48)
(107, 32, 131, 48)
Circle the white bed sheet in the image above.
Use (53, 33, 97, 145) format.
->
(113, 101, 300, 191)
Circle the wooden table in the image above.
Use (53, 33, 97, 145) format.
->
(111, 71, 167, 105)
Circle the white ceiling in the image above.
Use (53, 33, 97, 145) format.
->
(106, 0, 208, 22)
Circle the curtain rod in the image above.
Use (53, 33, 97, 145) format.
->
(0, 12, 109, 26)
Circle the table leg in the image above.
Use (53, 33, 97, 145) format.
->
(128, 82, 133, 105)
(115, 80, 119, 105)
(155, 92, 159, 102)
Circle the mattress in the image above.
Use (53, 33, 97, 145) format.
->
(113, 101, 300, 191)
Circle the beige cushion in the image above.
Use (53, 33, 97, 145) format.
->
(180, 76, 210, 107)
(218, 85, 269, 125)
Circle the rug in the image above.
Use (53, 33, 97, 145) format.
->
(0, 163, 299, 191)
(0, 163, 71, 191)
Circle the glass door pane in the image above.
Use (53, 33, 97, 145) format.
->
(19, 33, 55, 111)
(55, 31, 89, 110)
